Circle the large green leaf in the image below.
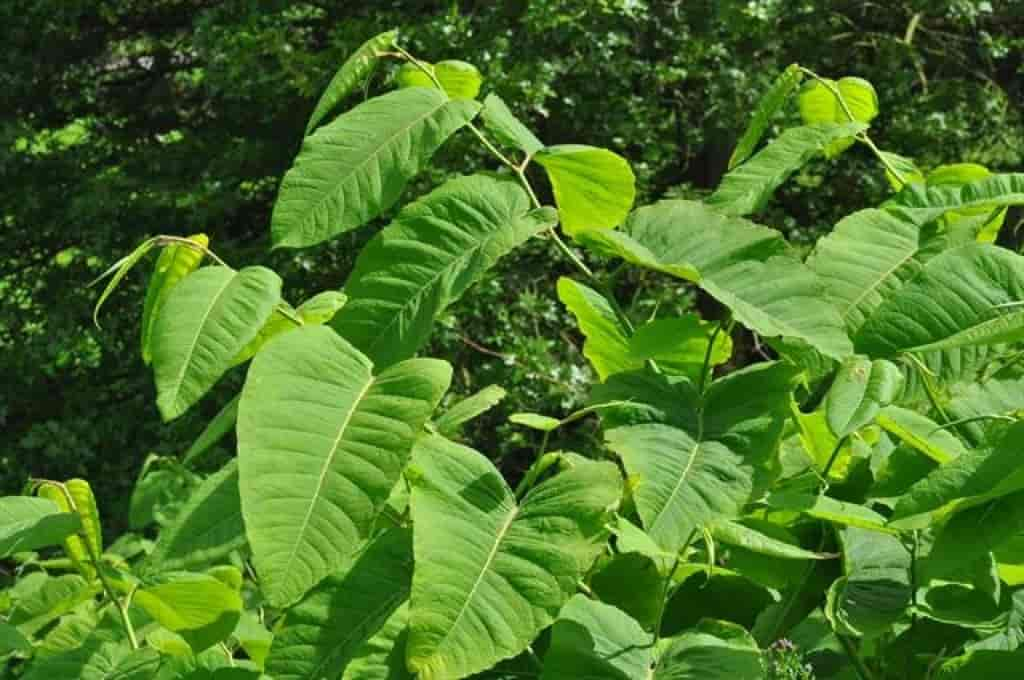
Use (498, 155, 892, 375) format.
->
(557, 277, 638, 381)
(825, 356, 904, 438)
(807, 208, 942, 334)
(655, 619, 765, 679)
(480, 94, 544, 157)
(534, 144, 635, 235)
(332, 174, 556, 367)
(304, 29, 397, 135)
(706, 122, 866, 216)
(272, 88, 480, 249)
(604, 362, 798, 552)
(709, 519, 835, 561)
(405, 434, 621, 679)
(8, 574, 97, 635)
(342, 604, 412, 680)
(152, 266, 282, 421)
(146, 460, 245, 573)
(577, 200, 852, 358)
(134, 572, 242, 653)
(729, 64, 803, 169)
(854, 244, 1024, 357)
(927, 490, 1024, 578)
(141, 234, 207, 365)
(238, 325, 450, 607)
(265, 528, 412, 680)
(0, 496, 81, 558)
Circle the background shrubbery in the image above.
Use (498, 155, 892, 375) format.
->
(3, 0, 1022, 531)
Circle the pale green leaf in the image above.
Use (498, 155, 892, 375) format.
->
(875, 406, 966, 464)
(332, 174, 556, 367)
(396, 60, 483, 100)
(535, 144, 636, 235)
(508, 412, 561, 431)
(141, 234, 207, 364)
(272, 88, 480, 249)
(134, 572, 242, 653)
(0, 496, 81, 558)
(238, 325, 450, 607)
(710, 519, 836, 561)
(152, 266, 282, 421)
(797, 77, 877, 156)
(892, 172, 1024, 227)
(434, 385, 507, 437)
(628, 315, 732, 380)
(305, 29, 398, 135)
(707, 122, 866, 215)
(406, 435, 621, 679)
(729, 63, 803, 169)
(557, 277, 639, 381)
(146, 460, 245, 574)
(927, 490, 1024, 578)
(825, 356, 904, 437)
(767, 492, 893, 533)
(265, 528, 412, 680)
(480, 94, 543, 157)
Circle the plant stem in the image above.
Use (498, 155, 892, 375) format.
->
(699, 315, 731, 394)
(821, 434, 850, 480)
(837, 633, 875, 680)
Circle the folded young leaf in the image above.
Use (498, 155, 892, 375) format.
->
(729, 63, 803, 169)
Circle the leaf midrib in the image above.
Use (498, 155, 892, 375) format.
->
(278, 371, 375, 587)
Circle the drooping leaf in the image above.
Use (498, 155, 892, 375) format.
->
(589, 552, 664, 630)
(710, 519, 836, 561)
(141, 234, 207, 364)
(405, 435, 621, 679)
(92, 238, 157, 329)
(706, 122, 866, 215)
(767, 492, 892, 533)
(947, 374, 1024, 446)
(480, 94, 544, 157)
(434, 385, 507, 437)
(238, 325, 450, 607)
(152, 266, 282, 421)
(891, 173, 1024, 227)
(534, 144, 635, 235)
(925, 163, 1007, 242)
(134, 572, 242, 653)
(0, 496, 81, 558)
(146, 460, 246, 574)
(265, 528, 412, 680)
(825, 356, 904, 437)
(305, 29, 398, 135)
(854, 245, 1024, 357)
(231, 290, 347, 368)
(655, 619, 765, 679)
(508, 412, 561, 431)
(875, 405, 966, 464)
(797, 77, 877, 156)
(577, 200, 852, 358)
(332, 174, 556, 367)
(395, 60, 483, 100)
(8, 574, 96, 635)
(182, 394, 239, 466)
(729, 63, 803, 169)
(272, 88, 480, 249)
(557, 277, 638, 381)
(605, 362, 798, 553)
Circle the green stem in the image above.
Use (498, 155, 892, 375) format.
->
(699, 315, 731, 394)
(821, 434, 850, 481)
(837, 633, 875, 680)
(652, 529, 696, 646)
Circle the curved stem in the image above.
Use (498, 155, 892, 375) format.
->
(822, 434, 850, 480)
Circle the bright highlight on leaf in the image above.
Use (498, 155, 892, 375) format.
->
(535, 144, 636, 235)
